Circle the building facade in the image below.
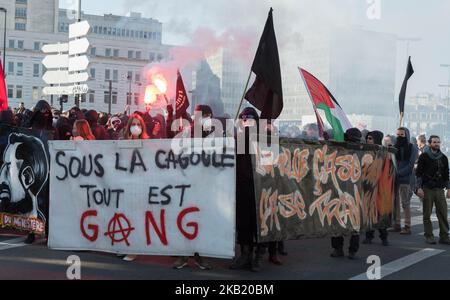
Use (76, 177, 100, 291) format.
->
(280, 27, 398, 135)
(205, 48, 250, 117)
(0, 0, 170, 113)
(404, 93, 450, 151)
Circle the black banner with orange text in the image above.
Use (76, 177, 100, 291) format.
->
(252, 138, 396, 243)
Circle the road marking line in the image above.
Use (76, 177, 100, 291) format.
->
(0, 237, 27, 251)
(350, 248, 445, 280)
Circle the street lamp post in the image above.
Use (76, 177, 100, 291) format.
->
(0, 8, 7, 76)
(127, 75, 132, 115)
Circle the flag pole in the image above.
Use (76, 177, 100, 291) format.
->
(234, 69, 253, 122)
(399, 112, 404, 128)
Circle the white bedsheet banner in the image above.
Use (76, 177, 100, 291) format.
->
(48, 139, 236, 258)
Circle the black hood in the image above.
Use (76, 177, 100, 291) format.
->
(367, 131, 384, 146)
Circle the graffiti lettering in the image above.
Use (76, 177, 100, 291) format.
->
(259, 188, 307, 237)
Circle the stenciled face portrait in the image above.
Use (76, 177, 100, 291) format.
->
(0, 133, 49, 219)
(0, 143, 33, 214)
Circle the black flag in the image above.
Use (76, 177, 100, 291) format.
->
(244, 8, 283, 120)
(399, 56, 414, 115)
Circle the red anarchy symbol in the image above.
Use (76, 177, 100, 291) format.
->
(104, 213, 135, 246)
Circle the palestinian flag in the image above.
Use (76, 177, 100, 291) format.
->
(299, 68, 352, 142)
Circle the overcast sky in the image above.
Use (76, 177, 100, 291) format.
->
(61, 0, 450, 98)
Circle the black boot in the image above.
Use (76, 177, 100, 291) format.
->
(331, 248, 345, 258)
(250, 248, 262, 272)
(230, 245, 252, 270)
(277, 241, 288, 256)
(24, 233, 35, 245)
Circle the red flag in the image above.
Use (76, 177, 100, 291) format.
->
(0, 62, 8, 112)
(175, 70, 189, 118)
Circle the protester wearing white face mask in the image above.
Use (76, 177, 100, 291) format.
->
(119, 113, 149, 262)
(122, 113, 150, 141)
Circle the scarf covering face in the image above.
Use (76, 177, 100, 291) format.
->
(395, 128, 412, 161)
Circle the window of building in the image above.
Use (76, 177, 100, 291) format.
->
(131, 30, 134, 38)
(136, 51, 141, 60)
(15, 8, 27, 18)
(17, 40, 24, 49)
(113, 70, 118, 82)
(134, 93, 140, 105)
(113, 49, 119, 57)
(32, 86, 40, 100)
(112, 92, 117, 104)
(94, 26, 98, 34)
(104, 91, 110, 104)
(105, 69, 111, 80)
(127, 71, 133, 80)
(126, 29, 130, 37)
(90, 68, 96, 79)
(17, 62, 23, 76)
(112, 28, 116, 36)
(157, 54, 163, 61)
(8, 40, 14, 49)
(128, 50, 134, 59)
(122, 29, 126, 36)
(34, 42, 40, 51)
(108, 27, 111, 35)
(103, 27, 107, 34)
(90, 47, 96, 56)
(89, 91, 95, 103)
(139, 31, 143, 39)
(149, 52, 155, 62)
(33, 64, 40, 77)
(16, 85, 23, 99)
(7, 85, 13, 98)
(7, 62, 14, 75)
(135, 73, 141, 83)
(105, 48, 111, 57)
(15, 23, 26, 31)
(81, 94, 86, 103)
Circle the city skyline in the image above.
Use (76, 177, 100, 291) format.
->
(60, 0, 450, 101)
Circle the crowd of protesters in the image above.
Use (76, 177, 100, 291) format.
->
(1, 100, 450, 272)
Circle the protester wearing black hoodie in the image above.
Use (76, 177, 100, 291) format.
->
(363, 131, 389, 246)
(330, 128, 362, 260)
(392, 127, 417, 235)
(416, 135, 450, 245)
(230, 107, 261, 271)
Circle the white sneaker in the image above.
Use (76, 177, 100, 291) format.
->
(123, 255, 137, 261)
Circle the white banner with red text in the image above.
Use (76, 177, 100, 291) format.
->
(48, 138, 236, 259)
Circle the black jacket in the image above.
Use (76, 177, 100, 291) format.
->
(416, 149, 450, 189)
